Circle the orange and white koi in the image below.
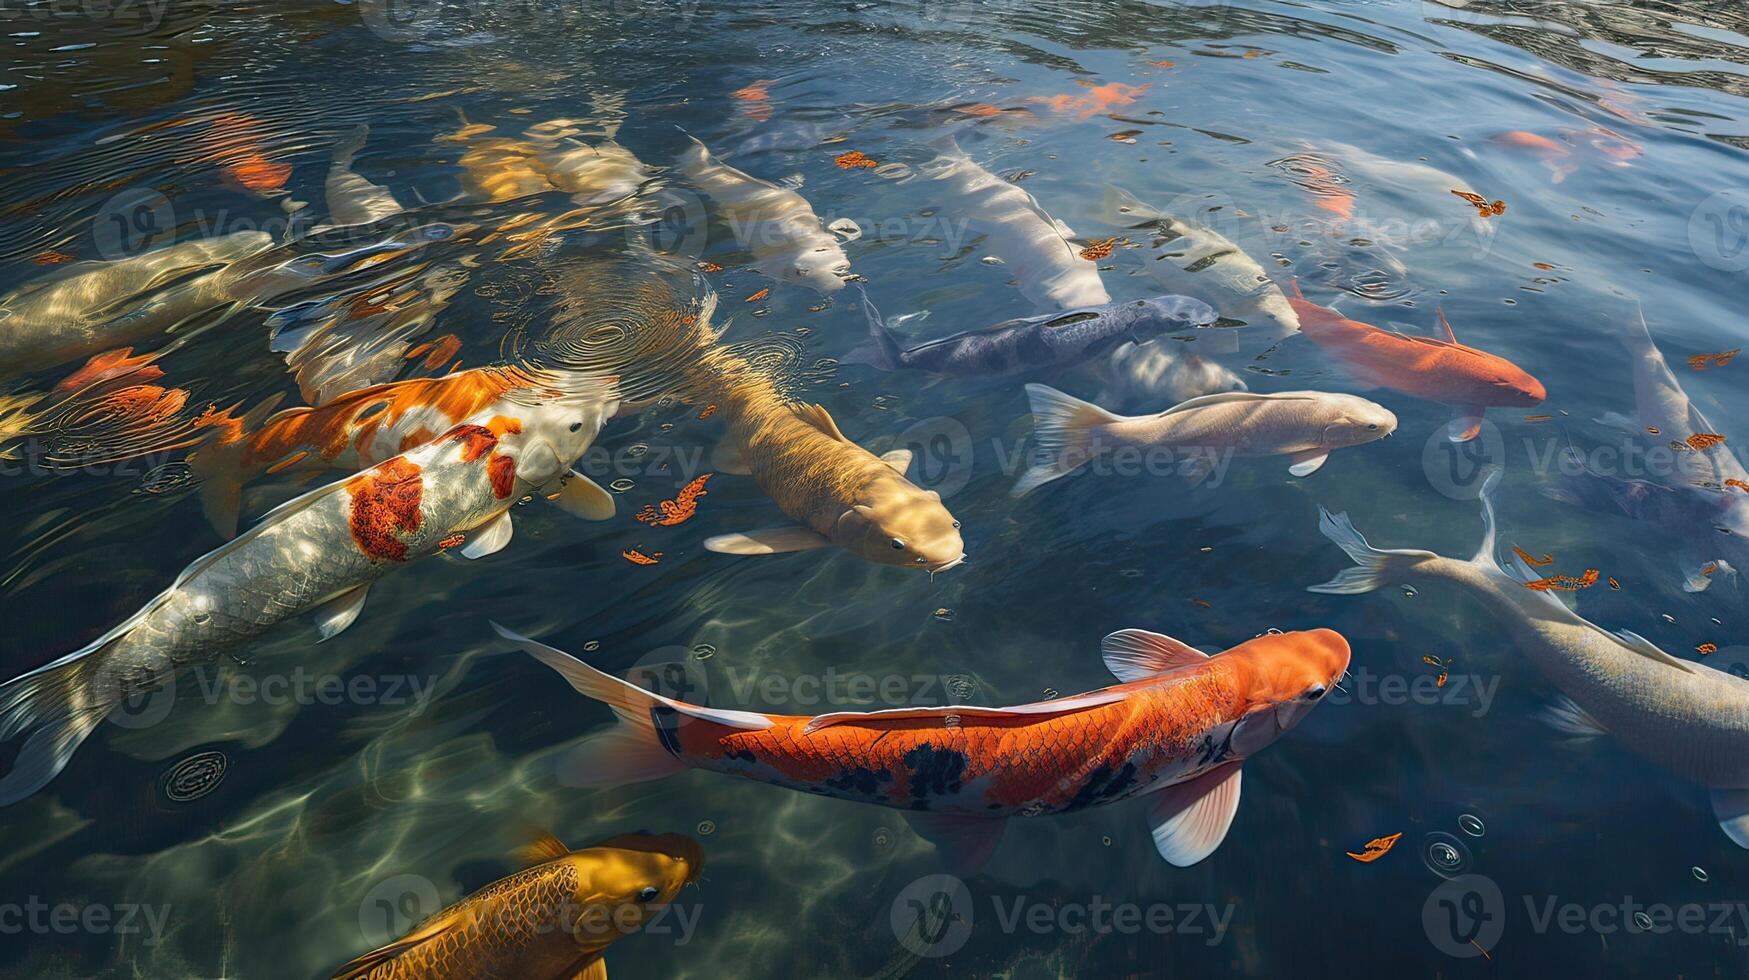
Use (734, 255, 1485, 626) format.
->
(497, 624, 1348, 868)
(0, 371, 621, 807)
(188, 366, 617, 536)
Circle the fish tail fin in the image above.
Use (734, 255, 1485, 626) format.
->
(0, 648, 114, 806)
(490, 623, 690, 787)
(842, 286, 902, 370)
(188, 393, 285, 538)
(331, 123, 369, 173)
(1012, 383, 1121, 497)
(1307, 503, 1442, 594)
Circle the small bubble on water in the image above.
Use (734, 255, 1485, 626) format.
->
(873, 827, 892, 848)
(1458, 814, 1485, 837)
(807, 303, 829, 313)
(933, 607, 955, 622)
(1633, 911, 1652, 931)
(161, 750, 227, 803)
(583, 640, 600, 652)
(751, 308, 770, 317)
(1101, 835, 1113, 847)
(1042, 688, 1059, 699)
(1693, 866, 1709, 882)
(980, 255, 1004, 266)
(626, 444, 649, 458)
(692, 644, 716, 661)
(1663, 613, 1677, 623)
(609, 479, 636, 492)
(696, 820, 715, 836)
(659, 423, 673, 432)
(1401, 585, 1418, 597)
(1119, 568, 1143, 578)
(1422, 832, 1471, 878)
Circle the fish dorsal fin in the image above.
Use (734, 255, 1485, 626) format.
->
(1158, 391, 1289, 416)
(513, 828, 571, 867)
(1101, 629, 1208, 682)
(1435, 306, 1459, 343)
(793, 402, 849, 442)
(331, 908, 466, 980)
(801, 689, 1127, 734)
(1611, 628, 1696, 674)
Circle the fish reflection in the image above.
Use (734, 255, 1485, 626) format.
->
(332, 831, 702, 980)
(1595, 306, 1747, 490)
(496, 624, 1348, 868)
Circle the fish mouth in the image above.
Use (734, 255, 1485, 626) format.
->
(927, 554, 967, 576)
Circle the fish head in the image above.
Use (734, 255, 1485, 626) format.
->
(508, 374, 622, 480)
(791, 244, 851, 293)
(565, 833, 704, 949)
(837, 486, 965, 573)
(1226, 628, 1350, 757)
(1317, 394, 1398, 448)
(1131, 294, 1219, 336)
(1476, 358, 1546, 407)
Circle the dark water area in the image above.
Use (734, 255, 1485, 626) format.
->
(1, 0, 1748, 976)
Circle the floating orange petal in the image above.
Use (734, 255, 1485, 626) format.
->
(1346, 832, 1403, 862)
(1512, 546, 1555, 567)
(32, 250, 75, 265)
(1147, 59, 1175, 67)
(1699, 643, 1719, 655)
(1452, 188, 1507, 218)
(1189, 597, 1211, 608)
(745, 288, 771, 303)
(1726, 479, 1749, 493)
(1687, 349, 1739, 371)
(635, 473, 714, 527)
(697, 403, 718, 420)
(1079, 237, 1117, 261)
(622, 548, 663, 565)
(698, 262, 724, 273)
(1524, 569, 1599, 592)
(1688, 433, 1728, 451)
(833, 150, 878, 170)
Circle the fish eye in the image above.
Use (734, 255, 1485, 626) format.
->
(569, 421, 583, 432)
(1367, 423, 1378, 430)
(637, 886, 660, 902)
(891, 537, 906, 550)
(951, 521, 960, 529)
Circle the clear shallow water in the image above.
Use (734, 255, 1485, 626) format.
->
(2, 0, 1749, 976)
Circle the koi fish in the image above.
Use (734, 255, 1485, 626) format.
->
(0, 371, 621, 806)
(331, 831, 701, 980)
(1285, 281, 1545, 441)
(846, 287, 1215, 376)
(1540, 434, 1746, 593)
(1595, 306, 1748, 490)
(675, 136, 851, 293)
(1491, 127, 1640, 184)
(323, 124, 406, 228)
(1100, 184, 1301, 353)
(1310, 468, 1749, 850)
(697, 334, 964, 572)
(0, 232, 290, 382)
(1014, 384, 1396, 495)
(496, 623, 1348, 868)
(189, 366, 617, 536)
(922, 137, 1110, 310)
(446, 116, 650, 209)
(1092, 346, 1249, 411)
(1026, 81, 1151, 121)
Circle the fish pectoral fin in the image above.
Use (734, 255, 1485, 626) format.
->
(513, 827, 571, 867)
(792, 402, 851, 442)
(1287, 450, 1329, 477)
(1446, 408, 1486, 443)
(313, 585, 371, 642)
(1145, 761, 1242, 868)
(1611, 628, 1696, 675)
(1711, 789, 1749, 849)
(710, 439, 753, 475)
(549, 471, 615, 521)
(566, 955, 609, 980)
(703, 526, 832, 555)
(461, 512, 515, 559)
(879, 448, 913, 475)
(905, 811, 1007, 875)
(1100, 628, 1208, 682)
(1540, 695, 1607, 739)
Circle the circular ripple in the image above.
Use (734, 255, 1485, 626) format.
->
(161, 750, 228, 802)
(1422, 831, 1471, 879)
